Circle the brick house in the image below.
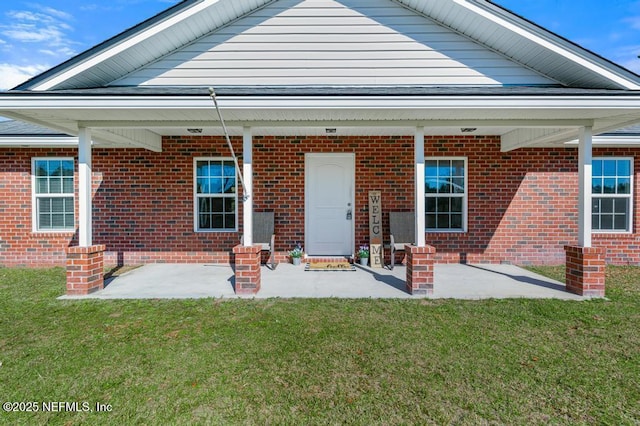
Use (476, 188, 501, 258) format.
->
(1, 0, 640, 296)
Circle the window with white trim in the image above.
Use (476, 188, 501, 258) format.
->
(425, 157, 467, 232)
(592, 158, 633, 232)
(32, 158, 75, 232)
(194, 158, 237, 231)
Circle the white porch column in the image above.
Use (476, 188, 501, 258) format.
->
(414, 126, 426, 247)
(243, 126, 253, 246)
(78, 127, 93, 247)
(578, 126, 593, 247)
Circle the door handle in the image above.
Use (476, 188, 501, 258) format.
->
(346, 209, 352, 220)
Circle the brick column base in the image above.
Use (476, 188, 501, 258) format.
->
(406, 244, 436, 296)
(564, 245, 605, 297)
(233, 244, 262, 295)
(66, 245, 106, 296)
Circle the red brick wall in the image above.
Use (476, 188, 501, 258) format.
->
(425, 137, 579, 264)
(0, 136, 638, 267)
(0, 149, 77, 266)
(252, 135, 414, 261)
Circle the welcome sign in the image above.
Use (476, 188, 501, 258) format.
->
(368, 191, 383, 268)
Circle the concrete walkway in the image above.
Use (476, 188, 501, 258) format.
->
(60, 262, 584, 300)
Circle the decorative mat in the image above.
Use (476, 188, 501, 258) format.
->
(305, 261, 356, 272)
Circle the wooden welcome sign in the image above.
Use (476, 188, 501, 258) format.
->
(368, 191, 383, 268)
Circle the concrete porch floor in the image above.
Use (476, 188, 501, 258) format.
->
(60, 262, 584, 300)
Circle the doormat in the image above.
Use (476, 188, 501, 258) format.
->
(305, 261, 356, 272)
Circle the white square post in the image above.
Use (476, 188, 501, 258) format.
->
(415, 126, 426, 247)
(78, 127, 93, 247)
(243, 126, 253, 246)
(578, 126, 593, 247)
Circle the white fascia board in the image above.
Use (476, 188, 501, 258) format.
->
(0, 132, 157, 149)
(464, 0, 640, 90)
(0, 137, 78, 147)
(565, 136, 640, 147)
(5, 94, 640, 110)
(79, 119, 595, 129)
(30, 0, 221, 91)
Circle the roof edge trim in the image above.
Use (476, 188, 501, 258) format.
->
(475, 0, 640, 90)
(13, 0, 206, 91)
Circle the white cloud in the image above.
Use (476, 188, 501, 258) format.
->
(79, 4, 99, 11)
(0, 4, 78, 64)
(605, 43, 640, 74)
(623, 15, 640, 30)
(0, 63, 49, 90)
(8, 11, 42, 22)
(618, 55, 640, 74)
(36, 6, 73, 21)
(3, 25, 65, 43)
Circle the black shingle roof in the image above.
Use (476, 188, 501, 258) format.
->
(0, 119, 69, 136)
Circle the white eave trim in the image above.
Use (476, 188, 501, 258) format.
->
(4, 94, 640, 110)
(23, 0, 640, 92)
(566, 136, 640, 147)
(0, 136, 78, 147)
(30, 0, 217, 91)
(465, 0, 640, 90)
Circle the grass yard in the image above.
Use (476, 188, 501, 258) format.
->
(0, 266, 639, 425)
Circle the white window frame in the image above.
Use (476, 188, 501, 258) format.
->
(425, 157, 468, 233)
(31, 157, 75, 233)
(592, 157, 634, 234)
(193, 157, 238, 233)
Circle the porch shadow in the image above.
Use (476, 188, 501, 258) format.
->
(463, 264, 567, 293)
(353, 264, 409, 294)
(229, 263, 237, 293)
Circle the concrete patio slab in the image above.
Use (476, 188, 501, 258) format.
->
(59, 262, 584, 300)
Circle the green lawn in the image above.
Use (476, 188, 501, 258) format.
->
(0, 267, 639, 425)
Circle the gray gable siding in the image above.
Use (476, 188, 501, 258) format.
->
(114, 0, 556, 87)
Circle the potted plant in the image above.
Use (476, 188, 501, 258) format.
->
(289, 243, 304, 265)
(357, 245, 370, 266)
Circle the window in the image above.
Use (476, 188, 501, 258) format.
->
(592, 158, 633, 232)
(32, 158, 75, 232)
(425, 158, 467, 232)
(194, 158, 237, 231)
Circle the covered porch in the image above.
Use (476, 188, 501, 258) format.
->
(2, 87, 636, 298)
(59, 262, 583, 300)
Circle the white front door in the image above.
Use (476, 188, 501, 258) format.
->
(305, 153, 355, 256)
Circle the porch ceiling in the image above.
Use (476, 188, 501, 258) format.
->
(2, 88, 640, 150)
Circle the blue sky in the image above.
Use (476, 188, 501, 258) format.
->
(0, 0, 639, 90)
